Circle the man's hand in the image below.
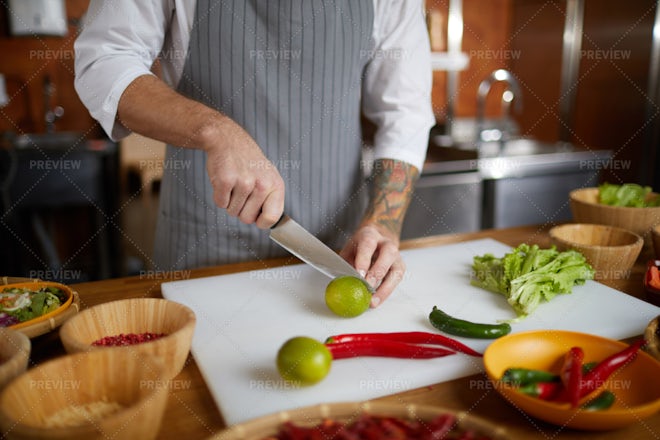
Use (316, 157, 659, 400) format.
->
(203, 119, 285, 229)
(117, 74, 284, 228)
(340, 222, 405, 307)
(341, 159, 419, 307)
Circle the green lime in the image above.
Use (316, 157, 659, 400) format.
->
(276, 336, 332, 386)
(324, 276, 371, 318)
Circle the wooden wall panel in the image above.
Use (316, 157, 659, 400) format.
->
(573, 0, 655, 185)
(509, 0, 565, 142)
(426, 0, 513, 122)
(0, 0, 103, 138)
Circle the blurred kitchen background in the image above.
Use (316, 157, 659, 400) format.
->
(0, 0, 658, 283)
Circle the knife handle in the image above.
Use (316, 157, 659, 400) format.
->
(270, 213, 286, 229)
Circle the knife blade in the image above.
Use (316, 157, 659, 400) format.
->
(269, 215, 372, 289)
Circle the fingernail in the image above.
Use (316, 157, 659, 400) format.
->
(370, 296, 381, 308)
(358, 269, 366, 278)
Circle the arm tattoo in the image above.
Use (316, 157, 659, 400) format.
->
(363, 159, 420, 238)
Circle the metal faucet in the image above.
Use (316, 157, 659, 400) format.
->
(43, 76, 64, 133)
(476, 69, 522, 146)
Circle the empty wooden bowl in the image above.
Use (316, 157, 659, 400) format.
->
(645, 315, 660, 361)
(570, 188, 660, 246)
(549, 223, 643, 281)
(0, 328, 30, 391)
(652, 224, 660, 258)
(0, 348, 168, 440)
(59, 298, 195, 380)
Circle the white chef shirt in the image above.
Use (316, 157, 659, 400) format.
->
(74, 0, 435, 171)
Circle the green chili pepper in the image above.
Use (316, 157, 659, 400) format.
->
(501, 368, 559, 386)
(500, 362, 600, 387)
(581, 390, 616, 411)
(582, 361, 598, 373)
(428, 306, 511, 339)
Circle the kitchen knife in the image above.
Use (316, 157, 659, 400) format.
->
(269, 215, 372, 289)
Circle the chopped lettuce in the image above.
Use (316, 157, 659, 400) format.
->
(0, 287, 63, 326)
(471, 244, 594, 320)
(598, 183, 660, 207)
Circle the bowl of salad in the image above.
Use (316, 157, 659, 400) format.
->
(570, 184, 660, 245)
(0, 281, 76, 337)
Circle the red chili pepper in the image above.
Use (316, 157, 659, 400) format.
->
(517, 381, 562, 400)
(426, 413, 457, 438)
(325, 340, 456, 360)
(646, 264, 660, 291)
(554, 339, 645, 403)
(325, 331, 482, 357)
(560, 346, 584, 408)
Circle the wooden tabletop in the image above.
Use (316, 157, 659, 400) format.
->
(27, 224, 660, 439)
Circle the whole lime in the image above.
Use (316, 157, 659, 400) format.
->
(276, 336, 332, 386)
(325, 276, 372, 318)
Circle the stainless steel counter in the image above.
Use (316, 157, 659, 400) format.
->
(401, 139, 613, 239)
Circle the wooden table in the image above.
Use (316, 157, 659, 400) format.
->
(27, 225, 660, 439)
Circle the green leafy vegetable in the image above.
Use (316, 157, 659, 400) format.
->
(471, 244, 594, 320)
(0, 287, 63, 325)
(598, 183, 660, 207)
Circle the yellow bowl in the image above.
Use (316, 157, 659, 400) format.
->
(549, 223, 643, 281)
(483, 330, 660, 431)
(0, 328, 30, 390)
(59, 298, 195, 380)
(0, 348, 168, 440)
(569, 187, 660, 246)
(0, 281, 74, 333)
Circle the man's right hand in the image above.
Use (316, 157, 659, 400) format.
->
(117, 75, 285, 229)
(202, 118, 285, 229)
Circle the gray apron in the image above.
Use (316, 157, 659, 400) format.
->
(153, 0, 375, 270)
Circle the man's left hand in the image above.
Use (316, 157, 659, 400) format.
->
(340, 222, 406, 308)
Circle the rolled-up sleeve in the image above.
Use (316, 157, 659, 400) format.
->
(363, 0, 435, 171)
(74, 0, 172, 140)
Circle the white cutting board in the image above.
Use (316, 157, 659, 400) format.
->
(161, 238, 660, 426)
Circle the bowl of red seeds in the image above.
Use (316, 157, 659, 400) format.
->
(59, 298, 196, 380)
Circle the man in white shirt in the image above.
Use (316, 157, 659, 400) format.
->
(75, 0, 435, 306)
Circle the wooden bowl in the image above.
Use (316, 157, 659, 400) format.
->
(0, 328, 30, 390)
(569, 187, 660, 245)
(0, 348, 168, 440)
(210, 401, 510, 440)
(644, 315, 660, 361)
(59, 298, 195, 380)
(652, 224, 660, 258)
(549, 223, 643, 281)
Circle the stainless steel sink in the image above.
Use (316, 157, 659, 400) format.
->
(10, 132, 84, 150)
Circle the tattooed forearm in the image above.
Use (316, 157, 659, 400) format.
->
(362, 159, 420, 238)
